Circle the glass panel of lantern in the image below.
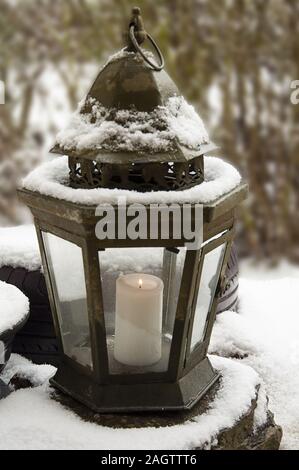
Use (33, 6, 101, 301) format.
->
(190, 241, 227, 352)
(98, 247, 186, 374)
(42, 232, 93, 370)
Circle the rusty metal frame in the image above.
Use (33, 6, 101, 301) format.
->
(183, 229, 235, 375)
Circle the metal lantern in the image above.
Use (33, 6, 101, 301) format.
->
(19, 8, 247, 413)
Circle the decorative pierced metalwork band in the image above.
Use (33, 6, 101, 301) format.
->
(68, 156, 204, 192)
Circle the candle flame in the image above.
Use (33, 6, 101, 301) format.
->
(139, 279, 143, 289)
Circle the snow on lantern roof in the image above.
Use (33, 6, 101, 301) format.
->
(52, 94, 214, 164)
(50, 46, 215, 164)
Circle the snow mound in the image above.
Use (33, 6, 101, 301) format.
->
(55, 96, 209, 154)
(0, 354, 55, 387)
(22, 156, 241, 206)
(210, 264, 299, 450)
(209, 311, 263, 358)
(0, 225, 41, 271)
(0, 282, 29, 334)
(0, 355, 261, 450)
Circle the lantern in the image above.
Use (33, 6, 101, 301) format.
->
(19, 8, 247, 413)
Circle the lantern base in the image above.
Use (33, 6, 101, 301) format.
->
(50, 357, 220, 413)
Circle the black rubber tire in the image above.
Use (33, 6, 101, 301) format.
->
(0, 267, 59, 366)
(0, 379, 10, 399)
(0, 316, 29, 373)
(0, 334, 13, 374)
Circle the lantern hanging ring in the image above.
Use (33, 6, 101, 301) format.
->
(127, 7, 165, 72)
(129, 25, 165, 71)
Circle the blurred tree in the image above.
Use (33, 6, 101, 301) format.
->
(0, 0, 298, 262)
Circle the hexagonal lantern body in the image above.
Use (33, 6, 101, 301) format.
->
(18, 9, 247, 413)
(19, 185, 247, 413)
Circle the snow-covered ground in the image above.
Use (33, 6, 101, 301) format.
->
(210, 260, 299, 450)
(0, 355, 264, 450)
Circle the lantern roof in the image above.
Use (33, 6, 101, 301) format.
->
(51, 8, 216, 165)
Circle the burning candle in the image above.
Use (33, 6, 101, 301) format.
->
(114, 273, 164, 367)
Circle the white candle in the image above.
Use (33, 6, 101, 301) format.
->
(114, 273, 164, 367)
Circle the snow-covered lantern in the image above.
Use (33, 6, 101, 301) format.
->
(19, 8, 247, 413)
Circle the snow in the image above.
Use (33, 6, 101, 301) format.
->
(0, 355, 261, 450)
(22, 155, 242, 206)
(253, 385, 269, 433)
(55, 95, 210, 154)
(0, 282, 29, 334)
(240, 258, 299, 280)
(0, 354, 55, 387)
(0, 225, 41, 271)
(210, 261, 299, 450)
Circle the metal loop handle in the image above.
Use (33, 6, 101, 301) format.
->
(129, 25, 165, 72)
